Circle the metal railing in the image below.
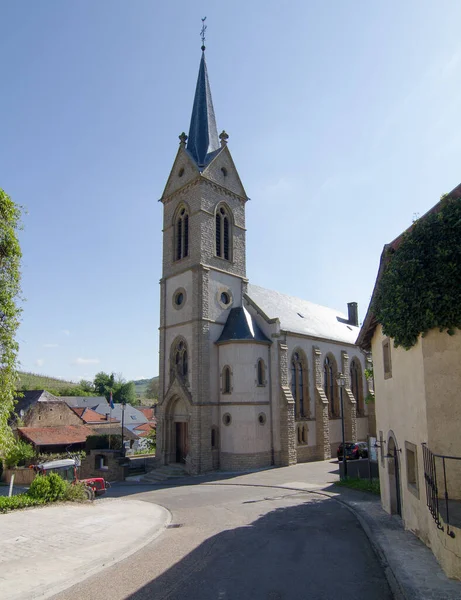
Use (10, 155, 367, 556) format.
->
(422, 443, 461, 538)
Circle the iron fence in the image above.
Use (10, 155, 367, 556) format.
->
(422, 443, 461, 538)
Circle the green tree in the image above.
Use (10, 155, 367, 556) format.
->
(145, 377, 159, 400)
(0, 189, 22, 459)
(92, 371, 139, 406)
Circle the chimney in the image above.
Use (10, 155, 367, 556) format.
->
(347, 302, 359, 327)
(105, 413, 110, 421)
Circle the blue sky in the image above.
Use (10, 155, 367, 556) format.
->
(2, 1, 461, 382)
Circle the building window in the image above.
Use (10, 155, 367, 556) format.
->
(175, 207, 189, 261)
(257, 359, 265, 386)
(258, 412, 266, 425)
(222, 366, 231, 394)
(215, 205, 231, 260)
(171, 338, 188, 383)
(297, 423, 308, 445)
(350, 358, 364, 416)
(222, 413, 232, 426)
(405, 441, 419, 497)
(324, 355, 338, 417)
(211, 427, 218, 448)
(383, 338, 392, 379)
(291, 351, 308, 418)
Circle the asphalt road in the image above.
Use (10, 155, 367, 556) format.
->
(53, 480, 392, 600)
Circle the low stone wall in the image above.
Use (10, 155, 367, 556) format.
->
(2, 467, 36, 485)
(79, 450, 124, 482)
(220, 451, 272, 472)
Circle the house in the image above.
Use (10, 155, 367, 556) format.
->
(357, 184, 461, 579)
(93, 403, 148, 434)
(70, 406, 119, 426)
(61, 396, 109, 411)
(155, 45, 374, 474)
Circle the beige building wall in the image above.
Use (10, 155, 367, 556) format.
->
(372, 325, 461, 578)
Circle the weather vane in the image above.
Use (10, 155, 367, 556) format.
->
(201, 17, 207, 51)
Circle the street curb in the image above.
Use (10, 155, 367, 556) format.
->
(35, 500, 172, 600)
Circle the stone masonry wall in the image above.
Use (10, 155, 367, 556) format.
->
(313, 346, 331, 460)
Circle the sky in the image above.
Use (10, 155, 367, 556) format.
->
(1, 1, 461, 382)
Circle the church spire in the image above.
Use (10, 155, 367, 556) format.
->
(186, 20, 219, 167)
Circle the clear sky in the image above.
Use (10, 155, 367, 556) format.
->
(2, 1, 461, 382)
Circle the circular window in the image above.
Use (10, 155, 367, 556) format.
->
(222, 413, 232, 426)
(258, 413, 267, 426)
(172, 288, 187, 310)
(221, 292, 230, 305)
(175, 293, 184, 306)
(178, 168, 184, 177)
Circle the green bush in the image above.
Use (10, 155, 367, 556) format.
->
(336, 476, 381, 495)
(28, 472, 67, 502)
(86, 434, 122, 450)
(4, 440, 35, 468)
(63, 481, 87, 502)
(0, 494, 45, 513)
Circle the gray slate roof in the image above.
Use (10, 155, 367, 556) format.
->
(246, 284, 360, 345)
(61, 396, 109, 410)
(92, 403, 148, 430)
(217, 306, 271, 344)
(186, 51, 220, 167)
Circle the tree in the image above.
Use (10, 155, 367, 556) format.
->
(0, 189, 22, 459)
(145, 377, 159, 401)
(92, 371, 139, 406)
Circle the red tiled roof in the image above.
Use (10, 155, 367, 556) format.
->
(71, 406, 119, 424)
(134, 422, 156, 437)
(18, 425, 93, 446)
(138, 408, 156, 422)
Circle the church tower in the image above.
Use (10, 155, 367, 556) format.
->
(156, 45, 250, 473)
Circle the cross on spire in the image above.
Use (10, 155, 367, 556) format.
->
(200, 17, 207, 51)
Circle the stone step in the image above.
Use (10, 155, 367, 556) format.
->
(140, 464, 188, 483)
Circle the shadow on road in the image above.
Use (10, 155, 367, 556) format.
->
(125, 493, 392, 600)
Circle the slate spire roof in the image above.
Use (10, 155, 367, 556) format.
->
(217, 307, 271, 344)
(186, 51, 220, 167)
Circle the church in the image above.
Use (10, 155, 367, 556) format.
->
(155, 45, 374, 474)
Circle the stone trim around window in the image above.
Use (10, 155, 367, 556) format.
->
(405, 440, 419, 498)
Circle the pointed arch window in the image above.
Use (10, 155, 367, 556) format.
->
(216, 205, 231, 260)
(222, 366, 231, 394)
(291, 352, 308, 418)
(350, 358, 364, 416)
(324, 355, 338, 417)
(175, 207, 189, 261)
(171, 339, 188, 382)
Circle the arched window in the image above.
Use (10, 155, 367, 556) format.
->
(172, 339, 188, 381)
(215, 205, 231, 260)
(257, 359, 265, 386)
(324, 355, 338, 417)
(350, 358, 364, 416)
(291, 352, 307, 418)
(175, 207, 189, 261)
(222, 366, 231, 394)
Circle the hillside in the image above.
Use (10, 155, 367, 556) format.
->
(17, 371, 80, 392)
(134, 376, 159, 401)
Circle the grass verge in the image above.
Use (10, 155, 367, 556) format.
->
(336, 476, 380, 495)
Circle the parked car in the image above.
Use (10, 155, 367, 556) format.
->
(31, 458, 110, 500)
(337, 442, 369, 461)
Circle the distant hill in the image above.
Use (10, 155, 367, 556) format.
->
(134, 376, 159, 401)
(17, 371, 80, 392)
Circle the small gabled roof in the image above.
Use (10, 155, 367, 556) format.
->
(186, 51, 220, 167)
(71, 407, 119, 424)
(246, 284, 360, 345)
(217, 306, 271, 344)
(92, 403, 148, 425)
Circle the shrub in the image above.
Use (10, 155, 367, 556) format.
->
(4, 440, 35, 468)
(0, 494, 45, 513)
(86, 434, 122, 451)
(63, 481, 87, 502)
(28, 472, 67, 502)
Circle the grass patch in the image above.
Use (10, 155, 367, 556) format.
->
(336, 477, 380, 495)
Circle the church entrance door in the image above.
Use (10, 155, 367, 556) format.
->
(175, 422, 188, 464)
